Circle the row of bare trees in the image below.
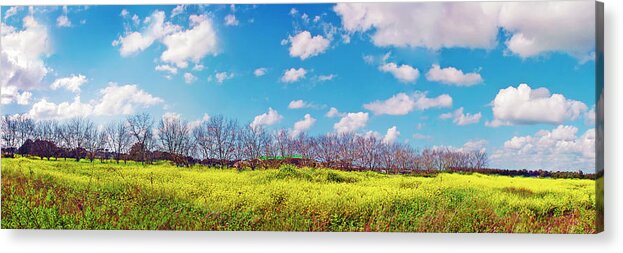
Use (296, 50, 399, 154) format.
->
(1, 114, 488, 172)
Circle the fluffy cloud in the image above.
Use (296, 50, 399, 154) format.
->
(287, 31, 330, 60)
(170, 5, 185, 18)
(155, 64, 178, 74)
(254, 67, 267, 77)
(291, 114, 316, 138)
(3, 6, 20, 20)
(93, 84, 164, 116)
(325, 107, 343, 118)
(214, 71, 234, 83)
(379, 62, 419, 83)
(491, 125, 595, 171)
(439, 107, 482, 125)
(281, 68, 306, 83)
(498, 1, 595, 59)
(334, 112, 369, 134)
(112, 10, 180, 57)
(56, 15, 71, 27)
(288, 100, 310, 109)
(250, 107, 283, 129)
(28, 96, 94, 120)
(189, 113, 210, 129)
(382, 126, 400, 144)
(192, 64, 204, 71)
(318, 74, 336, 81)
(224, 14, 239, 26)
(487, 83, 587, 127)
(334, 2, 595, 61)
(425, 64, 483, 86)
(28, 83, 163, 120)
(160, 14, 218, 68)
(1, 86, 32, 105)
(1, 16, 51, 104)
(334, 2, 500, 49)
(364, 92, 452, 115)
(183, 72, 197, 84)
(50, 74, 87, 93)
(461, 139, 488, 153)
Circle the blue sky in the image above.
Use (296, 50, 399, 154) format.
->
(1, 2, 598, 171)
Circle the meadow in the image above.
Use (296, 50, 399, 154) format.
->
(1, 157, 597, 233)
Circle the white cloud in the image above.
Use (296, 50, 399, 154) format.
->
(160, 14, 218, 68)
(325, 107, 343, 118)
(334, 112, 369, 134)
(289, 8, 298, 16)
(334, 2, 500, 50)
(288, 100, 311, 109)
(254, 67, 267, 77)
(498, 1, 595, 60)
(56, 15, 71, 27)
(461, 139, 487, 153)
(112, 10, 180, 57)
(250, 107, 283, 129)
(50, 74, 87, 93)
(93, 83, 164, 116)
(155, 64, 178, 75)
(364, 92, 452, 115)
(379, 62, 419, 83)
(183, 72, 197, 84)
(56, 6, 72, 28)
(28, 83, 165, 120)
(224, 14, 239, 26)
(3, 6, 20, 20)
(491, 125, 595, 171)
(170, 5, 185, 18)
(287, 31, 330, 60)
(334, 2, 595, 61)
(189, 113, 210, 129)
(425, 64, 483, 86)
(213, 71, 234, 84)
(486, 83, 587, 127)
(382, 126, 400, 144)
(318, 74, 336, 81)
(192, 64, 205, 71)
(281, 68, 306, 83)
(1, 16, 51, 104)
(1, 86, 32, 105)
(412, 133, 432, 140)
(162, 112, 181, 122)
(28, 96, 94, 120)
(439, 107, 482, 125)
(120, 9, 129, 18)
(291, 114, 316, 138)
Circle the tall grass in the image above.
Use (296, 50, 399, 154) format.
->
(1, 157, 596, 232)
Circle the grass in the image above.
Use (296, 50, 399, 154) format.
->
(1, 157, 597, 232)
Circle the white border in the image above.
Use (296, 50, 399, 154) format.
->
(1, 1, 621, 253)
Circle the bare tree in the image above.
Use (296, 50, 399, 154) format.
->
(239, 125, 270, 161)
(84, 126, 104, 163)
(65, 118, 94, 162)
(127, 113, 154, 164)
(104, 121, 132, 163)
(1, 115, 19, 150)
(157, 116, 192, 157)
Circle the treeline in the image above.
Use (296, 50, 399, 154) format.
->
(447, 167, 595, 180)
(1, 113, 489, 174)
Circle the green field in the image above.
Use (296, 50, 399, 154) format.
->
(1, 157, 597, 232)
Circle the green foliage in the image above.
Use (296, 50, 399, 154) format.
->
(1, 157, 597, 232)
